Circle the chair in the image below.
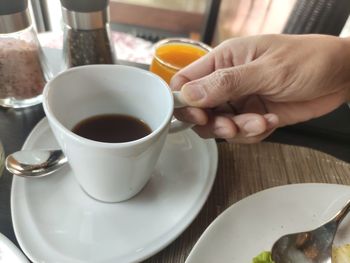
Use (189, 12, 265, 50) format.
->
(283, 0, 350, 35)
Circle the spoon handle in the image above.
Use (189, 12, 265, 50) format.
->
(333, 199, 350, 225)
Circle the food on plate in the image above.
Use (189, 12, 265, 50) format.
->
(252, 244, 350, 263)
(332, 244, 350, 263)
(252, 251, 274, 263)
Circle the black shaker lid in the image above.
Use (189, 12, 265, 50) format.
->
(60, 0, 109, 12)
(0, 0, 28, 15)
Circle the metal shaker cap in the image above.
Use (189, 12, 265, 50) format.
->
(0, 0, 27, 15)
(60, 0, 109, 12)
(0, 0, 31, 33)
(61, 0, 109, 30)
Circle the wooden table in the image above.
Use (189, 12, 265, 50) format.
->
(1, 61, 350, 262)
(145, 142, 350, 262)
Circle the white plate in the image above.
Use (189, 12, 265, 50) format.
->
(11, 118, 218, 263)
(186, 183, 350, 263)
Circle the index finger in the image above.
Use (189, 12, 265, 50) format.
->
(170, 50, 216, 91)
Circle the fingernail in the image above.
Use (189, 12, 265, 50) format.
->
(243, 119, 264, 137)
(182, 84, 205, 102)
(214, 127, 232, 138)
(264, 114, 279, 129)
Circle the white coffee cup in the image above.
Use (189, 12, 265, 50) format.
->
(43, 65, 189, 202)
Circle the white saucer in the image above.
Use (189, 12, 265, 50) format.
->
(0, 232, 28, 263)
(185, 183, 350, 263)
(11, 118, 218, 263)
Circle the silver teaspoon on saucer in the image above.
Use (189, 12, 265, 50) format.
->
(5, 149, 67, 178)
(271, 199, 350, 263)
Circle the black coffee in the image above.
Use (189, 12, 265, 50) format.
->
(72, 114, 152, 143)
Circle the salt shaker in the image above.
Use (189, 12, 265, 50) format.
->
(0, 0, 51, 108)
(61, 0, 116, 68)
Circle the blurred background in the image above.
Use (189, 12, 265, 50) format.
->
(30, 0, 350, 43)
(27, 0, 350, 64)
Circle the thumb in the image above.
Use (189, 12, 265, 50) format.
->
(180, 65, 257, 108)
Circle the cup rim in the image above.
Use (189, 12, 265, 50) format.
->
(43, 64, 174, 148)
(153, 38, 212, 71)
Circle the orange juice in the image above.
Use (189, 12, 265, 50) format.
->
(150, 39, 211, 84)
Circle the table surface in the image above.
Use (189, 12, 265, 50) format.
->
(1, 60, 350, 262)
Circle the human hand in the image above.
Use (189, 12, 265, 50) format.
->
(171, 34, 350, 143)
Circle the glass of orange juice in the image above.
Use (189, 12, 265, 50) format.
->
(150, 38, 212, 84)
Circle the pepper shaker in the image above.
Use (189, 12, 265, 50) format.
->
(0, 0, 51, 108)
(61, 0, 116, 68)
(0, 140, 4, 178)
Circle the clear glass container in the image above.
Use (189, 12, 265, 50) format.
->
(61, 1, 116, 68)
(63, 23, 115, 68)
(149, 38, 211, 84)
(0, 18, 51, 108)
(0, 141, 4, 178)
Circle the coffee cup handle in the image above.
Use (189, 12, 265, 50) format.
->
(169, 91, 194, 133)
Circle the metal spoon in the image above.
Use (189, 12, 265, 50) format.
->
(271, 199, 350, 263)
(5, 149, 67, 178)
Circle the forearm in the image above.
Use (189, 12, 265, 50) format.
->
(341, 37, 350, 102)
